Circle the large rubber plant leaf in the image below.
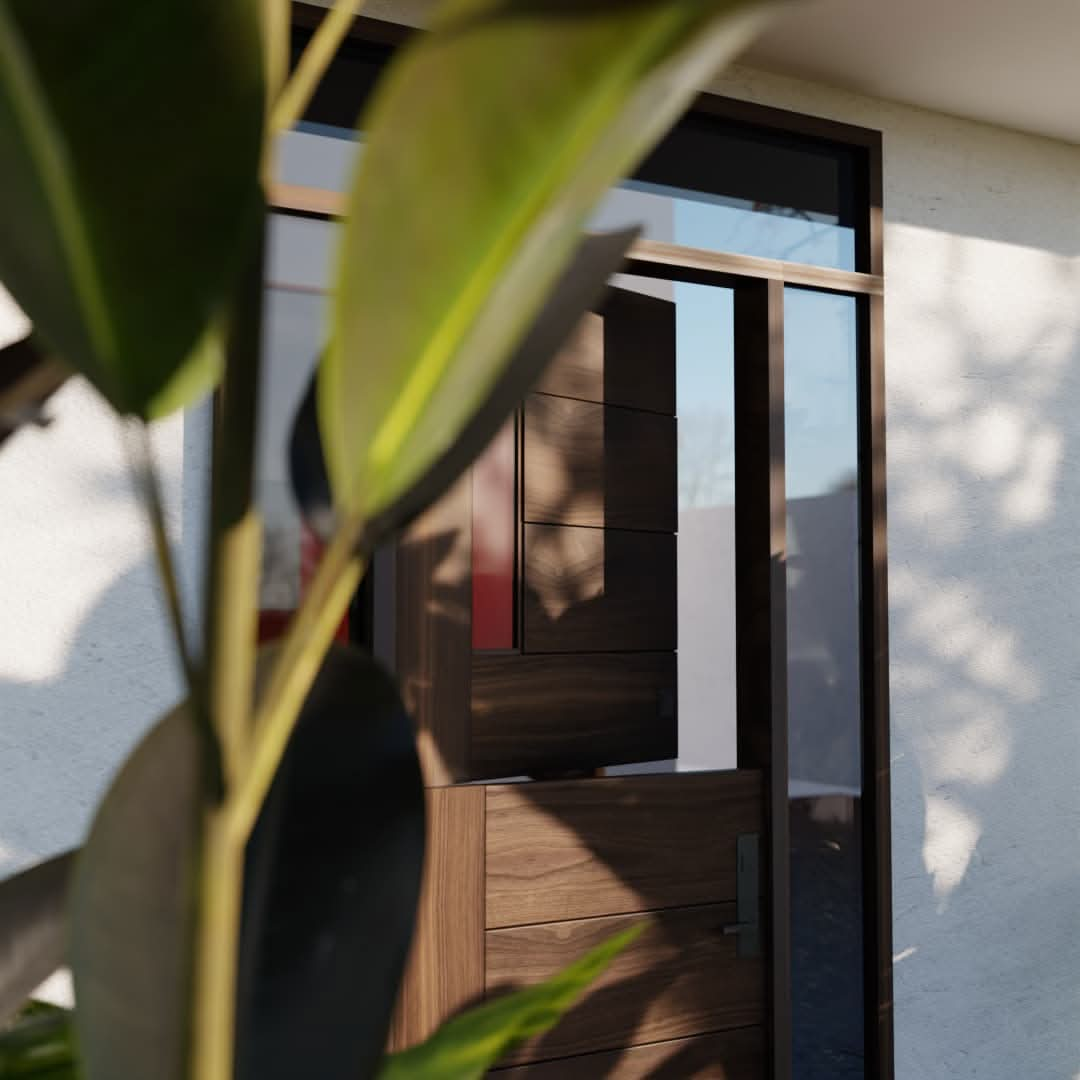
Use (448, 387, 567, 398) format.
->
(320, 0, 779, 522)
(68, 704, 203, 1080)
(0, 1, 264, 418)
(0, 851, 74, 1025)
(291, 227, 638, 547)
(377, 924, 643, 1080)
(235, 644, 425, 1080)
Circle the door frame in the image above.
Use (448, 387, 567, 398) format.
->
(276, 11, 891, 1076)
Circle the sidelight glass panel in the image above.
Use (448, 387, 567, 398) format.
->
(259, 215, 331, 612)
(784, 287, 864, 1077)
(259, 213, 350, 646)
(607, 274, 738, 775)
(673, 281, 738, 772)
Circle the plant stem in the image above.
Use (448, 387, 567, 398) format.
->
(270, 0, 366, 135)
(190, 806, 245, 1080)
(123, 420, 199, 703)
(189, 215, 266, 1080)
(261, 0, 290, 112)
(233, 519, 365, 840)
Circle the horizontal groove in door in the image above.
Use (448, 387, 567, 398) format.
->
(523, 394, 676, 533)
(523, 524, 676, 653)
(490, 1027, 765, 1078)
(486, 906, 765, 1064)
(536, 291, 676, 414)
(485, 771, 763, 928)
(470, 652, 677, 779)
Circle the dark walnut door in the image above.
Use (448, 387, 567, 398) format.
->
(389, 285, 770, 1077)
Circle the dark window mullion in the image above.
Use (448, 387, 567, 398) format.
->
(859, 287, 892, 1078)
(735, 277, 791, 1080)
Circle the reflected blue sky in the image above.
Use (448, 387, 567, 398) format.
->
(283, 124, 856, 272)
(670, 282, 858, 505)
(673, 283, 736, 509)
(593, 179, 856, 271)
(785, 289, 859, 499)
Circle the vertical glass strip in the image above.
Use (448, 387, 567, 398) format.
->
(784, 287, 865, 1077)
(472, 418, 516, 650)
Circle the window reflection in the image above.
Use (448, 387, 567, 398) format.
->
(592, 181, 855, 270)
(258, 214, 334, 612)
(784, 288, 864, 1077)
(593, 112, 859, 270)
(277, 123, 360, 193)
(472, 420, 516, 650)
(607, 275, 738, 776)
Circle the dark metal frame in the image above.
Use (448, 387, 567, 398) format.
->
(278, 11, 892, 1077)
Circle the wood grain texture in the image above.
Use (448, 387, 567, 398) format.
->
(470, 652, 677, 778)
(395, 476, 472, 786)
(486, 907, 765, 1064)
(491, 1028, 765, 1078)
(627, 240, 883, 296)
(486, 771, 762, 927)
(388, 786, 484, 1051)
(523, 524, 676, 653)
(523, 393, 676, 533)
(536, 289, 676, 413)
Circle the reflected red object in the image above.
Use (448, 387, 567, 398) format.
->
(257, 609, 292, 644)
(472, 419, 516, 649)
(258, 524, 349, 645)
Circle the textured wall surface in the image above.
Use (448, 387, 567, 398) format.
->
(707, 63, 1080, 1080)
(0, 290, 211, 878)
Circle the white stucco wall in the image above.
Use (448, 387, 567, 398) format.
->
(705, 63, 1080, 1080)
(0, 294, 211, 879)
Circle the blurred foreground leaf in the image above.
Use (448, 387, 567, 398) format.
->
(377, 924, 643, 1080)
(320, 0, 777, 521)
(0, 1, 264, 417)
(292, 227, 638, 546)
(0, 1003, 77, 1078)
(0, 852, 73, 1026)
(69, 705, 202, 1080)
(236, 644, 425, 1080)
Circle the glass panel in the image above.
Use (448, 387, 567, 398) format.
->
(593, 114, 859, 270)
(472, 419, 516, 650)
(277, 124, 361, 193)
(607, 274, 738, 775)
(784, 287, 864, 1077)
(259, 214, 335, 618)
(258, 282, 324, 615)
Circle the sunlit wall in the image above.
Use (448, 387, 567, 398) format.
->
(709, 61, 1080, 1080)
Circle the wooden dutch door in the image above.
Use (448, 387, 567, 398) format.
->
(388, 277, 787, 1078)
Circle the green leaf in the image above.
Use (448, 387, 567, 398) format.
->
(320, 0, 776, 521)
(142, 321, 224, 421)
(236, 644, 425, 1080)
(69, 704, 203, 1080)
(0, 1005, 78, 1078)
(292, 227, 638, 548)
(0, 1, 264, 418)
(0, 335, 68, 448)
(0, 851, 74, 1026)
(377, 924, 644, 1080)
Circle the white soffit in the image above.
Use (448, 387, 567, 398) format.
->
(744, 0, 1080, 144)
(310, 0, 1080, 145)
